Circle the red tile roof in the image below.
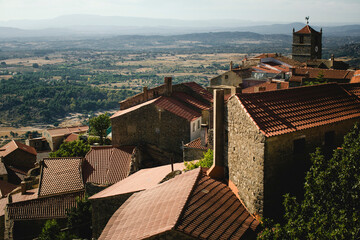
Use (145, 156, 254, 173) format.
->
(341, 83, 360, 98)
(0, 188, 38, 216)
(176, 173, 259, 239)
(89, 162, 187, 200)
(290, 67, 354, 83)
(46, 126, 88, 137)
(38, 158, 84, 197)
(184, 137, 209, 150)
(172, 92, 211, 110)
(0, 140, 37, 157)
(295, 25, 319, 34)
(235, 83, 360, 137)
(253, 53, 278, 59)
(155, 96, 201, 121)
(84, 146, 135, 185)
(351, 70, 360, 83)
(111, 98, 158, 119)
(99, 168, 200, 240)
(242, 81, 289, 93)
(0, 180, 18, 197)
(182, 82, 213, 102)
(7, 190, 85, 220)
(64, 133, 79, 142)
(99, 168, 259, 239)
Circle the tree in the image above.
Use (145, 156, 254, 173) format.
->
(49, 140, 90, 158)
(89, 113, 110, 145)
(184, 149, 213, 171)
(38, 219, 76, 240)
(66, 196, 92, 239)
(32, 63, 39, 68)
(258, 123, 360, 239)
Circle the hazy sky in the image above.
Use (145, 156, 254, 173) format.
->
(0, 0, 359, 24)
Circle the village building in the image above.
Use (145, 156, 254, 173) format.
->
(223, 83, 360, 219)
(304, 54, 349, 70)
(289, 67, 354, 87)
(89, 162, 187, 238)
(111, 77, 212, 164)
(242, 80, 289, 93)
(98, 168, 259, 240)
(27, 125, 88, 152)
(292, 24, 322, 62)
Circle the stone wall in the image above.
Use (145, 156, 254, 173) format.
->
(292, 31, 322, 62)
(264, 118, 359, 218)
(225, 96, 265, 216)
(183, 147, 207, 162)
(112, 103, 190, 158)
(90, 193, 133, 239)
(3, 150, 36, 172)
(210, 71, 243, 87)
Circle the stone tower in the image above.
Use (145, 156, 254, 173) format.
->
(292, 24, 322, 62)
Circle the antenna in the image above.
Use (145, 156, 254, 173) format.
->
(305, 16, 309, 25)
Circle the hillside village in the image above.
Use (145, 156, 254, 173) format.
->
(0, 23, 359, 240)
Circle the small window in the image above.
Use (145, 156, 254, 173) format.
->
(299, 36, 304, 44)
(192, 123, 195, 132)
(225, 75, 228, 79)
(197, 120, 200, 129)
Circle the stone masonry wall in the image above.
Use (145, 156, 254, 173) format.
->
(112, 104, 190, 157)
(264, 118, 359, 218)
(91, 193, 133, 239)
(225, 96, 265, 216)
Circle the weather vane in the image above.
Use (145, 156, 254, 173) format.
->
(305, 16, 309, 25)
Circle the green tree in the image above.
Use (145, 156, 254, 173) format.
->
(66, 196, 92, 239)
(89, 113, 111, 145)
(38, 219, 76, 240)
(258, 123, 360, 239)
(32, 63, 39, 68)
(49, 140, 90, 158)
(184, 149, 213, 171)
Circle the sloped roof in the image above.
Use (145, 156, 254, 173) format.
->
(38, 158, 84, 197)
(0, 180, 17, 197)
(89, 162, 187, 200)
(0, 140, 37, 157)
(182, 82, 213, 102)
(176, 173, 259, 239)
(295, 25, 319, 34)
(83, 146, 135, 185)
(7, 190, 85, 220)
(99, 168, 259, 240)
(172, 92, 210, 110)
(0, 188, 38, 216)
(290, 67, 354, 83)
(46, 126, 88, 137)
(235, 83, 360, 137)
(351, 70, 360, 83)
(184, 137, 208, 150)
(341, 83, 360, 98)
(64, 133, 79, 142)
(99, 168, 200, 240)
(111, 96, 201, 122)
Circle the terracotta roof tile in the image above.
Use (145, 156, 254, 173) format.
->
(89, 162, 187, 200)
(0, 188, 38, 216)
(111, 98, 159, 119)
(46, 126, 88, 137)
(290, 67, 354, 83)
(39, 158, 84, 197)
(341, 83, 360, 98)
(235, 83, 360, 137)
(0, 140, 37, 157)
(99, 168, 201, 240)
(184, 137, 209, 150)
(0, 180, 17, 197)
(351, 70, 360, 83)
(99, 169, 259, 239)
(84, 146, 135, 185)
(155, 96, 201, 121)
(172, 92, 211, 110)
(176, 173, 259, 239)
(64, 133, 79, 142)
(295, 25, 319, 34)
(182, 82, 213, 102)
(7, 190, 85, 220)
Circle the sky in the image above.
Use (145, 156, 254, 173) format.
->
(0, 0, 359, 24)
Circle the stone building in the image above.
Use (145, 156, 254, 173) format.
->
(292, 24, 322, 62)
(224, 83, 360, 219)
(111, 77, 212, 163)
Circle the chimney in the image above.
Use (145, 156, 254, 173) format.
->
(207, 89, 225, 179)
(164, 77, 172, 96)
(7, 194, 12, 204)
(230, 61, 233, 71)
(20, 181, 26, 195)
(200, 124, 208, 147)
(143, 87, 148, 101)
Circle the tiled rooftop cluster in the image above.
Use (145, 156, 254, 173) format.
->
(290, 67, 354, 83)
(46, 126, 89, 137)
(235, 83, 360, 137)
(0, 140, 37, 158)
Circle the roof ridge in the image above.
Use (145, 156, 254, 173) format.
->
(105, 147, 115, 183)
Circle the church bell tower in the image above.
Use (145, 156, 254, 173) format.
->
(292, 17, 322, 62)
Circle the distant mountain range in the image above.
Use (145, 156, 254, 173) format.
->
(0, 15, 359, 39)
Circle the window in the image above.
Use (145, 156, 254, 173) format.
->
(299, 36, 304, 44)
(197, 120, 200, 129)
(225, 75, 228, 79)
(192, 122, 195, 132)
